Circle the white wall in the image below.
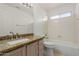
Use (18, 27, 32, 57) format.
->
(33, 4, 47, 36)
(75, 4, 79, 44)
(47, 4, 75, 43)
(0, 4, 34, 36)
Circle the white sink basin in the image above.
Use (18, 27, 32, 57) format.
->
(7, 38, 30, 45)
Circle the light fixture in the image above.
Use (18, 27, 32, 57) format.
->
(22, 3, 32, 8)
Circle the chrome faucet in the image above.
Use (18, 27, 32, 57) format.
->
(9, 32, 15, 35)
(9, 31, 15, 40)
(9, 32, 21, 40)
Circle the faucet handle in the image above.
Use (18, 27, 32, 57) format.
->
(9, 31, 13, 34)
(16, 33, 20, 38)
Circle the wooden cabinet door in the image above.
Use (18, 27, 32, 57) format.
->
(26, 41, 39, 56)
(38, 40, 44, 56)
(3, 46, 26, 56)
(2, 40, 44, 56)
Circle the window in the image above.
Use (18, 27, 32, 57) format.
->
(50, 12, 71, 20)
(60, 12, 71, 18)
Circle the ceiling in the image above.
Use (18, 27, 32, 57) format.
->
(4, 3, 74, 12)
(35, 3, 68, 11)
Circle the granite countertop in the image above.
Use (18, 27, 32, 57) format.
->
(0, 35, 44, 55)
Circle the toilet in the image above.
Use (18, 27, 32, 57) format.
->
(43, 40, 64, 56)
(43, 40, 79, 56)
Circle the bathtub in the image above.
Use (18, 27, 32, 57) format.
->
(43, 40, 79, 56)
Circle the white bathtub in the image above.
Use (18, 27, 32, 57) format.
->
(43, 40, 79, 56)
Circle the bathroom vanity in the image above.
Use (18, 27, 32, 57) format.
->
(0, 35, 44, 56)
(0, 3, 45, 56)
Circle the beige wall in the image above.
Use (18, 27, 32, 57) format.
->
(75, 4, 79, 44)
(47, 4, 76, 43)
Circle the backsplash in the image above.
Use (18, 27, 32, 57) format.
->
(0, 33, 33, 41)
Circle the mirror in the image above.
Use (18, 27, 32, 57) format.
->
(0, 3, 47, 37)
(0, 3, 34, 36)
